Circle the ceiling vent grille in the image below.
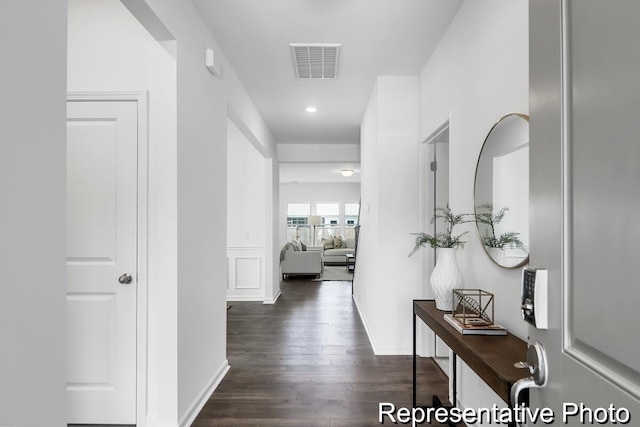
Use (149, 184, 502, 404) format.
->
(290, 44, 341, 79)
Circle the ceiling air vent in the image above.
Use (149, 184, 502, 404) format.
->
(290, 43, 341, 79)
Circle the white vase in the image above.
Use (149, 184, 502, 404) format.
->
(430, 248, 464, 311)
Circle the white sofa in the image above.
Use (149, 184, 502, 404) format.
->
(280, 243, 323, 279)
(322, 238, 356, 265)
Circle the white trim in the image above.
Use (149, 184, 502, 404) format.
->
(416, 117, 450, 359)
(227, 245, 265, 250)
(352, 294, 379, 354)
(146, 421, 179, 427)
(421, 115, 450, 145)
(233, 257, 262, 289)
(67, 91, 149, 427)
(263, 289, 281, 304)
(178, 360, 230, 427)
(227, 247, 265, 298)
(228, 294, 267, 302)
(353, 295, 411, 355)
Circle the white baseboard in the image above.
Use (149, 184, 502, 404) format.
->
(352, 294, 379, 354)
(374, 346, 413, 355)
(145, 420, 179, 427)
(227, 289, 281, 304)
(352, 294, 412, 355)
(178, 360, 230, 427)
(227, 294, 263, 302)
(263, 289, 281, 304)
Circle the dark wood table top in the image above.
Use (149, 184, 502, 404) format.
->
(414, 300, 529, 404)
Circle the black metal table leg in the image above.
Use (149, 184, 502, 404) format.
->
(414, 303, 457, 426)
(413, 308, 417, 408)
(452, 352, 457, 408)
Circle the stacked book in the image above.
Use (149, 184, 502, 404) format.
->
(444, 314, 507, 336)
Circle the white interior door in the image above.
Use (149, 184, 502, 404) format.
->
(66, 100, 138, 424)
(530, 1, 640, 422)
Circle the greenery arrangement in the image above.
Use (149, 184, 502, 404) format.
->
(475, 203, 523, 249)
(409, 205, 472, 256)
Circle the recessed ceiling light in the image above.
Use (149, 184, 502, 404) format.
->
(305, 106, 317, 113)
(340, 169, 354, 178)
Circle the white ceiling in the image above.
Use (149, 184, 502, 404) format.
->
(191, 0, 463, 181)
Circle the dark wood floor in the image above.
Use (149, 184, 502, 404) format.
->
(192, 278, 452, 426)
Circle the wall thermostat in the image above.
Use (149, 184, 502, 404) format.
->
(521, 266, 548, 329)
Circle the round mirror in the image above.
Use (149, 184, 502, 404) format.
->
(474, 113, 529, 268)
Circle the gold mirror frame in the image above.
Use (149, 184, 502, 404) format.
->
(473, 113, 530, 269)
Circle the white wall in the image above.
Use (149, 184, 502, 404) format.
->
(419, 0, 528, 420)
(69, 0, 278, 425)
(142, 1, 273, 423)
(227, 119, 266, 246)
(0, 3, 67, 427)
(279, 182, 361, 248)
(138, 1, 278, 422)
(355, 76, 420, 355)
(227, 120, 267, 301)
(420, 0, 529, 342)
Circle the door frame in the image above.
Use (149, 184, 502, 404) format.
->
(419, 116, 451, 302)
(67, 92, 149, 427)
(419, 116, 452, 400)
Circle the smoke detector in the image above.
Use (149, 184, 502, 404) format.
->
(290, 43, 341, 79)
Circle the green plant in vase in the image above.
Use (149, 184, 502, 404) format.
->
(409, 205, 473, 311)
(409, 205, 472, 256)
(474, 203, 523, 249)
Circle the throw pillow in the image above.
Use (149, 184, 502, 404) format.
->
(333, 236, 346, 249)
(323, 239, 334, 250)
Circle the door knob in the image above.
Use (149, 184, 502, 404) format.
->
(118, 273, 133, 284)
(513, 361, 534, 373)
(511, 341, 548, 406)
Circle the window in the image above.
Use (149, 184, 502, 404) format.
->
(285, 201, 361, 245)
(286, 203, 311, 244)
(315, 203, 340, 242)
(344, 202, 360, 239)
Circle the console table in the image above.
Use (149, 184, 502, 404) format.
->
(413, 300, 528, 408)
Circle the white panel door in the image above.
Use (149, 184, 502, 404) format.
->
(66, 100, 138, 424)
(530, 1, 640, 423)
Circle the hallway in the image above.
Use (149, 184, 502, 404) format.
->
(193, 279, 450, 426)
